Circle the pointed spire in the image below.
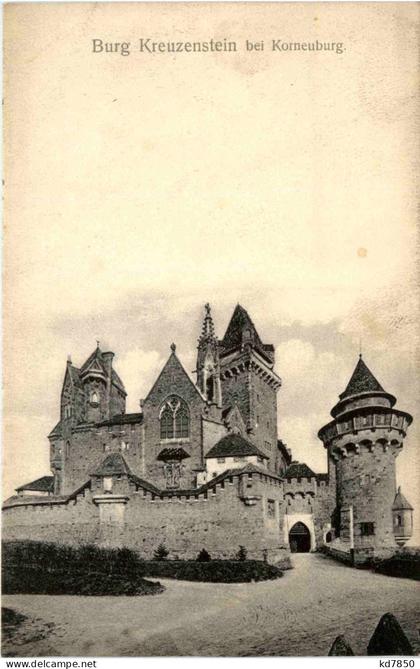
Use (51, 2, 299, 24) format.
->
(199, 303, 215, 341)
(339, 356, 385, 400)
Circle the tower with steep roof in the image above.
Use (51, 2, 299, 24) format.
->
(318, 355, 413, 557)
(196, 304, 222, 408)
(49, 345, 127, 494)
(218, 304, 281, 471)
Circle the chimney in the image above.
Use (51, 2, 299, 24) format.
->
(102, 351, 114, 377)
(102, 352, 114, 420)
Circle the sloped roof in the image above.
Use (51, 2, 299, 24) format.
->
(284, 461, 316, 479)
(80, 347, 106, 374)
(48, 419, 64, 438)
(91, 453, 131, 477)
(129, 473, 161, 495)
(220, 304, 264, 351)
(80, 347, 126, 393)
(277, 439, 292, 465)
(144, 346, 206, 403)
(111, 368, 125, 392)
(205, 433, 267, 459)
(97, 412, 143, 427)
(157, 447, 190, 461)
(339, 356, 385, 399)
(67, 364, 83, 389)
(16, 476, 54, 493)
(221, 406, 232, 420)
(392, 487, 413, 510)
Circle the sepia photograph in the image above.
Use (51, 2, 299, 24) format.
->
(2, 1, 419, 659)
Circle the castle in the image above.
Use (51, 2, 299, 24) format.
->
(3, 304, 414, 564)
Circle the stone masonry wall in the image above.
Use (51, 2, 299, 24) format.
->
(142, 353, 206, 489)
(336, 445, 398, 551)
(3, 471, 289, 564)
(248, 370, 278, 470)
(202, 417, 227, 458)
(56, 421, 145, 495)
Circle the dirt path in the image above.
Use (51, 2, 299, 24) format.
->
(2, 553, 419, 656)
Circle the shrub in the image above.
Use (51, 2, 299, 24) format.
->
(2, 565, 164, 596)
(372, 554, 420, 581)
(196, 548, 212, 562)
(153, 543, 169, 561)
(1, 540, 158, 596)
(236, 545, 248, 561)
(138, 559, 283, 582)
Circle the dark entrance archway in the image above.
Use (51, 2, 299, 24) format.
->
(289, 522, 311, 553)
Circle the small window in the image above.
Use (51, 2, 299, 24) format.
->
(212, 472, 217, 478)
(234, 456, 245, 462)
(217, 457, 225, 463)
(395, 515, 402, 527)
(360, 522, 375, 536)
(103, 477, 113, 493)
(267, 499, 275, 518)
(90, 391, 99, 405)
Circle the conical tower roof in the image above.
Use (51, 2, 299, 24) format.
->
(392, 486, 413, 511)
(339, 355, 385, 400)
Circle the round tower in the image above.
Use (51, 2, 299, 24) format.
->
(318, 355, 413, 559)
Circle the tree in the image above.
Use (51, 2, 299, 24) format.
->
(153, 543, 169, 561)
(196, 548, 211, 562)
(236, 545, 247, 561)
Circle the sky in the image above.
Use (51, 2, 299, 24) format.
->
(3, 3, 419, 535)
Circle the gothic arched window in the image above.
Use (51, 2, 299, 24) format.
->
(160, 396, 190, 440)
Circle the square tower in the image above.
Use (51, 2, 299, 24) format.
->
(218, 305, 281, 470)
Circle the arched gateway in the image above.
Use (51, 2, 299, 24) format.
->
(289, 522, 311, 553)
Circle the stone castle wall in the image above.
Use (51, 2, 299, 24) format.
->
(3, 470, 289, 563)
